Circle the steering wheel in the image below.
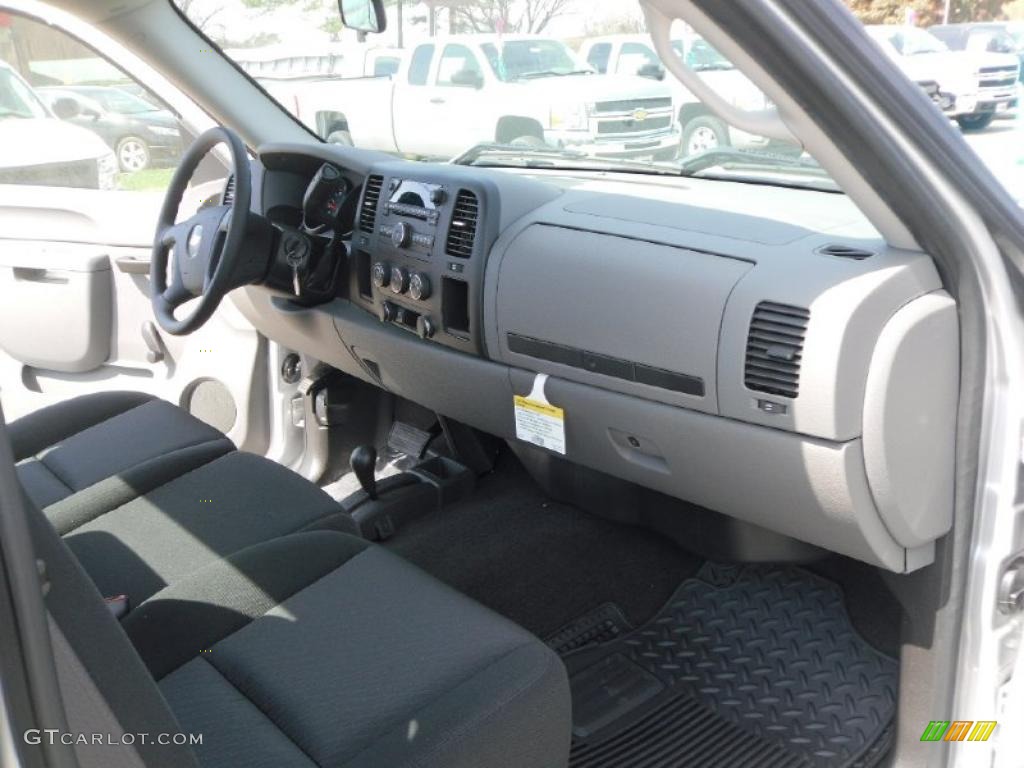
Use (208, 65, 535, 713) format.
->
(151, 127, 253, 335)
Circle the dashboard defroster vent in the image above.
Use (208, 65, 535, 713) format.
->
(817, 243, 873, 260)
(359, 175, 384, 233)
(745, 301, 810, 399)
(221, 175, 235, 206)
(446, 189, 479, 258)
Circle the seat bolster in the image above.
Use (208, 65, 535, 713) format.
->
(344, 641, 571, 768)
(8, 391, 156, 460)
(124, 532, 370, 680)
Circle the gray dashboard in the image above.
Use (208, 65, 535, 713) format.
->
(238, 143, 958, 574)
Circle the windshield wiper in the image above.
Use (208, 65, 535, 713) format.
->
(679, 146, 821, 175)
(451, 142, 681, 175)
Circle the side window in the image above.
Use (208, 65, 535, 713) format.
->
(374, 56, 400, 78)
(408, 44, 434, 86)
(586, 42, 612, 74)
(0, 12, 224, 241)
(437, 44, 482, 87)
(618, 42, 659, 76)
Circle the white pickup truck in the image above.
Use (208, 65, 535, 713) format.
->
(866, 25, 1020, 131)
(264, 35, 680, 161)
(578, 34, 769, 156)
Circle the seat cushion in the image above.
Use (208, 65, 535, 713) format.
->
(157, 533, 571, 768)
(12, 391, 233, 517)
(62, 450, 353, 607)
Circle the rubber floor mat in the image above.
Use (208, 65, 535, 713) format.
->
(564, 563, 898, 768)
(547, 603, 633, 656)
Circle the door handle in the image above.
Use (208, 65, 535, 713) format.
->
(429, 97, 446, 104)
(114, 256, 151, 275)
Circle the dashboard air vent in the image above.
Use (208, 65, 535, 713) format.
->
(359, 175, 384, 233)
(221, 175, 235, 206)
(817, 243, 873, 260)
(744, 301, 810, 399)
(446, 189, 479, 258)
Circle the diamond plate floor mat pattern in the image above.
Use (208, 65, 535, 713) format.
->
(565, 563, 898, 768)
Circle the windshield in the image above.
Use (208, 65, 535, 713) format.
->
(481, 40, 588, 81)
(175, 1, 841, 190)
(892, 26, 949, 55)
(0, 66, 48, 119)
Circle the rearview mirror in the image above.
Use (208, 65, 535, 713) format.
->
(51, 97, 81, 120)
(451, 69, 484, 89)
(338, 0, 386, 33)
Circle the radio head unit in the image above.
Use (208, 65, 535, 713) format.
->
(387, 179, 447, 224)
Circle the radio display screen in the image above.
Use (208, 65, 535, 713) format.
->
(389, 180, 442, 211)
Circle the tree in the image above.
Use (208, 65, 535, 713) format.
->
(176, 0, 224, 32)
(447, 0, 576, 34)
(844, 0, 1016, 23)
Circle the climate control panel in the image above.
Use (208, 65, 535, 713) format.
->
(349, 165, 491, 354)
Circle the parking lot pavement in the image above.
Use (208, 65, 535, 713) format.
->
(963, 113, 1024, 203)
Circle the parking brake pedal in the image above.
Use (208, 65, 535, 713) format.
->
(387, 421, 432, 459)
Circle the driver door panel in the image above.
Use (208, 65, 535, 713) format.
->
(0, 11, 266, 452)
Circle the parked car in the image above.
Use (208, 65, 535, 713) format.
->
(37, 84, 182, 172)
(866, 24, 1019, 130)
(578, 33, 770, 156)
(0, 60, 116, 188)
(263, 34, 680, 161)
(929, 22, 1024, 83)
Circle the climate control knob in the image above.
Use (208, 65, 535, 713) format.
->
(389, 266, 409, 294)
(391, 221, 411, 249)
(416, 316, 436, 340)
(371, 262, 390, 289)
(379, 301, 398, 323)
(408, 272, 431, 301)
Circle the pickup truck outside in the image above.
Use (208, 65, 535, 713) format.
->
(866, 25, 1020, 131)
(262, 35, 680, 161)
(577, 34, 769, 156)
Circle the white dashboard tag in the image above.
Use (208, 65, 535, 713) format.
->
(514, 374, 566, 455)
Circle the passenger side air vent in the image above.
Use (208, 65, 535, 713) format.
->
(817, 243, 873, 260)
(221, 175, 235, 206)
(359, 175, 384, 233)
(446, 190, 479, 258)
(744, 301, 810, 399)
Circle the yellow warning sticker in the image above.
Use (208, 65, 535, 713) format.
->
(514, 394, 566, 455)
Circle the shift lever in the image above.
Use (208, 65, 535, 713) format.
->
(350, 445, 378, 500)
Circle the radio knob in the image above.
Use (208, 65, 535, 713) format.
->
(408, 272, 431, 301)
(379, 301, 398, 323)
(371, 262, 390, 289)
(390, 266, 409, 294)
(417, 316, 436, 340)
(391, 221, 411, 248)
(429, 187, 446, 205)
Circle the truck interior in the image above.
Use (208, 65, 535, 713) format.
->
(1, 1, 1023, 768)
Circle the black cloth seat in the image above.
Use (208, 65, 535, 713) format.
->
(29, 501, 572, 768)
(10, 392, 358, 606)
(11, 391, 234, 515)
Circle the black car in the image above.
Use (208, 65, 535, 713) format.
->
(37, 84, 183, 172)
(930, 22, 1024, 82)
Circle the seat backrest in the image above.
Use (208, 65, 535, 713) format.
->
(0, 406, 199, 768)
